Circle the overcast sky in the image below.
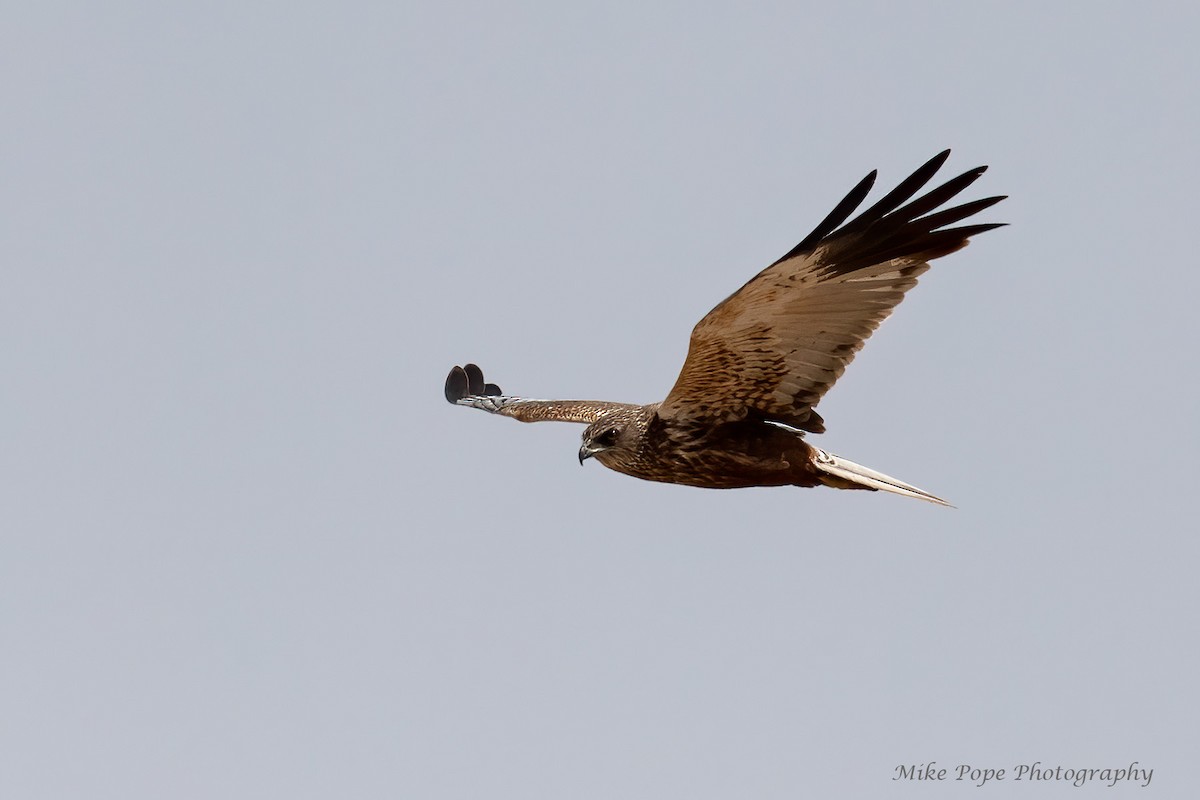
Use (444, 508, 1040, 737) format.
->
(3, 2, 1198, 798)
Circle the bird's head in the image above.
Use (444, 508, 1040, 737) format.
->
(579, 410, 641, 466)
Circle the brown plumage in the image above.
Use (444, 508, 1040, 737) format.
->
(445, 151, 1005, 505)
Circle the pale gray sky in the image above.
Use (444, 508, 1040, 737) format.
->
(3, 2, 1198, 797)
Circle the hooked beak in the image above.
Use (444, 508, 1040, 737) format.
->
(578, 443, 599, 465)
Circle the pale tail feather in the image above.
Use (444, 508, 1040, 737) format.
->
(811, 447, 953, 507)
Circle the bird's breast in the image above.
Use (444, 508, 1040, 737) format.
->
(597, 419, 819, 489)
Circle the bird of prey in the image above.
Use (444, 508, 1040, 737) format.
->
(445, 150, 1004, 505)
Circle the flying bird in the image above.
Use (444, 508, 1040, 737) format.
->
(445, 150, 1004, 505)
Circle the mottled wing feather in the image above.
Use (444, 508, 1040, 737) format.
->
(659, 151, 1005, 432)
(444, 364, 632, 424)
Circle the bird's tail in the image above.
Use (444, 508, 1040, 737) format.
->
(811, 447, 952, 507)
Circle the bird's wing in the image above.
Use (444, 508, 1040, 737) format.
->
(658, 150, 1005, 432)
(445, 364, 634, 424)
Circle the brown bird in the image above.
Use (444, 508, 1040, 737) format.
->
(445, 150, 1004, 505)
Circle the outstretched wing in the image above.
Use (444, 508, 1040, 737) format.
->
(445, 364, 634, 424)
(658, 150, 1005, 433)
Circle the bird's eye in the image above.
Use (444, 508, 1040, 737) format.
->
(597, 427, 619, 446)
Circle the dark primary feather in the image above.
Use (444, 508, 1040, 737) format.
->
(837, 150, 954, 236)
(444, 365, 468, 403)
(772, 149, 955, 265)
(776, 170, 878, 262)
(446, 364, 501, 404)
(808, 158, 1006, 275)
